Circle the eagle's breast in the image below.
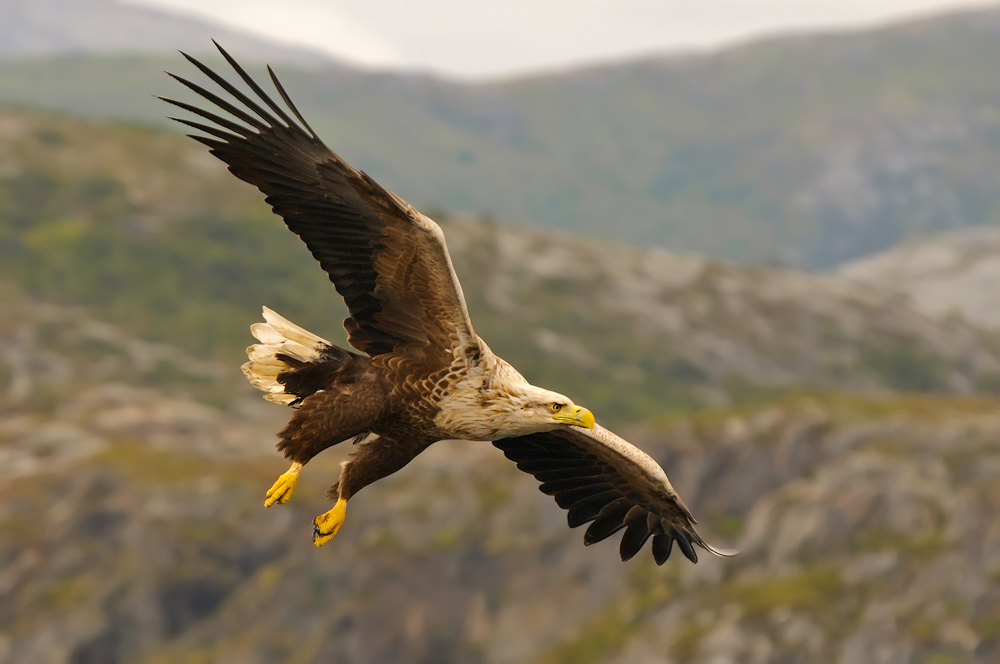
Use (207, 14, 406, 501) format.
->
(431, 341, 529, 440)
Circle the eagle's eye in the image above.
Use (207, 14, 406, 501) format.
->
(550, 403, 564, 413)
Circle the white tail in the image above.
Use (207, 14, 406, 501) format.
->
(242, 307, 331, 405)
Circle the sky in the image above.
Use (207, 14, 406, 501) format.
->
(124, 0, 1000, 79)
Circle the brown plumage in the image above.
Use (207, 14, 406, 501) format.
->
(162, 42, 735, 563)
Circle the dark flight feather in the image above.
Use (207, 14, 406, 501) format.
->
(619, 524, 652, 561)
(495, 426, 736, 564)
(651, 533, 674, 565)
(163, 42, 476, 366)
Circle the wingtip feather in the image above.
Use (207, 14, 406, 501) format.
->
(704, 543, 740, 558)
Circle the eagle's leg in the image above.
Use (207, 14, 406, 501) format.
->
(266, 382, 387, 508)
(312, 435, 433, 547)
(264, 461, 302, 507)
(313, 497, 348, 547)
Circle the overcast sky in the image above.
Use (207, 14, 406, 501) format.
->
(125, 0, 1000, 79)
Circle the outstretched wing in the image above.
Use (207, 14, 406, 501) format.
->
(494, 425, 736, 564)
(161, 43, 476, 363)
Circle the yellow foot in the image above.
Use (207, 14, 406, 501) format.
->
(264, 462, 302, 507)
(313, 497, 347, 547)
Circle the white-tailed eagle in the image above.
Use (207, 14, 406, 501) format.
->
(162, 43, 734, 564)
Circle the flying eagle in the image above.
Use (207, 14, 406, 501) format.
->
(162, 43, 734, 565)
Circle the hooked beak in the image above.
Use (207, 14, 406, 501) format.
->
(555, 405, 595, 430)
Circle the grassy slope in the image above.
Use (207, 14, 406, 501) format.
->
(4, 10, 1000, 267)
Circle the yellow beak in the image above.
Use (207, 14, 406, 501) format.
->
(555, 406, 595, 430)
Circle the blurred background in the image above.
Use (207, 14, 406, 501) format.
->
(3, 1, 1000, 662)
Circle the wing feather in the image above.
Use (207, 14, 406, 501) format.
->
(163, 43, 476, 363)
(494, 425, 736, 564)
(619, 523, 652, 562)
(567, 492, 624, 528)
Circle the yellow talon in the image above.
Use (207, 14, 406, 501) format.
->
(313, 497, 347, 547)
(265, 462, 302, 508)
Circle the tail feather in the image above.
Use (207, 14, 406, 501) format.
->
(260, 307, 330, 351)
(242, 307, 334, 406)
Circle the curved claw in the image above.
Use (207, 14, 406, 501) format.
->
(264, 462, 302, 507)
(313, 497, 347, 547)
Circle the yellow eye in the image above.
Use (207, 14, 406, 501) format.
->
(550, 403, 563, 413)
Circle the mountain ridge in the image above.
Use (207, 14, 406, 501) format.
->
(0, 0, 336, 67)
(4, 7, 1000, 268)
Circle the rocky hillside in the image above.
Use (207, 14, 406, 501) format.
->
(839, 226, 1000, 332)
(445, 218, 1000, 420)
(0, 283, 278, 480)
(2, 295, 998, 663)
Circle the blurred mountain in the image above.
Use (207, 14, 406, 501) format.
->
(0, 0, 334, 66)
(5, 7, 1000, 267)
(5, 106, 1000, 427)
(839, 226, 1000, 332)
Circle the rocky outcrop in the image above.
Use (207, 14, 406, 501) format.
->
(839, 226, 1000, 331)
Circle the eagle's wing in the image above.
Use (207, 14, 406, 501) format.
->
(161, 43, 475, 362)
(494, 425, 736, 564)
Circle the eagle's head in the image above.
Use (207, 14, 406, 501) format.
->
(435, 356, 596, 440)
(492, 383, 596, 438)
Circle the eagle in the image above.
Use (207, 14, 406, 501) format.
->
(162, 43, 734, 565)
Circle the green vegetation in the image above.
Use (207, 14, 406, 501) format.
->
(669, 621, 712, 662)
(40, 576, 92, 610)
(6, 11, 1000, 269)
(852, 531, 948, 562)
(536, 564, 683, 664)
(731, 566, 843, 618)
(537, 600, 645, 664)
(0, 108, 346, 359)
(858, 338, 950, 392)
(976, 607, 1000, 641)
